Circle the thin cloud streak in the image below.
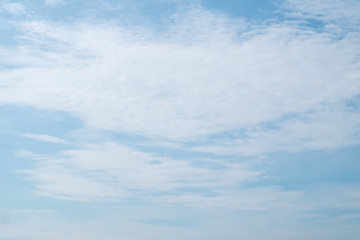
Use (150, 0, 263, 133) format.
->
(23, 133, 66, 143)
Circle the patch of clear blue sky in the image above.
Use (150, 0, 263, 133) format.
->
(202, 0, 281, 19)
(0, 105, 82, 140)
(0, 13, 26, 46)
(4, 0, 284, 26)
(0, 106, 80, 167)
(306, 208, 360, 223)
(244, 145, 360, 190)
(0, 106, 81, 209)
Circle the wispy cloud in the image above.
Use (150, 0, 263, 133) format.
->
(21, 142, 262, 203)
(0, 4, 359, 153)
(0, 2, 26, 15)
(193, 100, 360, 155)
(23, 133, 66, 143)
(1, 0, 359, 209)
(283, 0, 360, 23)
(44, 0, 65, 6)
(1, 1, 360, 239)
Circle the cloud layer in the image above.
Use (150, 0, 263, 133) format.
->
(1, 0, 360, 205)
(0, 3, 358, 148)
(20, 141, 262, 204)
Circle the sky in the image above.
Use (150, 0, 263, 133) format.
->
(0, 0, 360, 239)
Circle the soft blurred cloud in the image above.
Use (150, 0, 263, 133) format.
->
(20, 141, 262, 202)
(0, 2, 26, 15)
(283, 0, 360, 23)
(44, 0, 65, 6)
(23, 133, 66, 143)
(193, 100, 360, 155)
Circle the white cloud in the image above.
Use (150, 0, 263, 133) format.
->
(1, 2, 360, 238)
(21, 142, 262, 202)
(149, 187, 303, 210)
(22, 140, 360, 211)
(283, 0, 360, 24)
(0, 1, 25, 15)
(23, 133, 66, 143)
(0, 5, 359, 154)
(44, 0, 64, 6)
(193, 101, 360, 155)
(1, 2, 360, 207)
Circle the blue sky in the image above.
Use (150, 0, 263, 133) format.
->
(0, 0, 360, 239)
